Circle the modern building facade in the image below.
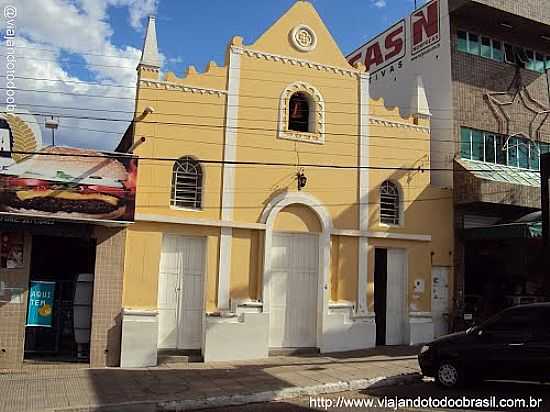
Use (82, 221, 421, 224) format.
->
(349, 0, 550, 327)
(119, 1, 454, 367)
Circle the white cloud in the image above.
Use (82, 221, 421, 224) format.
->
(1, 0, 160, 150)
(372, 0, 386, 8)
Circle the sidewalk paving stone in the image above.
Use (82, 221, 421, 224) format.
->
(0, 346, 421, 412)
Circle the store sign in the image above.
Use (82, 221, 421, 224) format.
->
(411, 0, 440, 56)
(26, 281, 55, 327)
(347, 0, 441, 74)
(0, 113, 138, 223)
(348, 20, 406, 73)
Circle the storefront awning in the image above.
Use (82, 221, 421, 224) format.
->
(464, 222, 542, 241)
(457, 159, 540, 187)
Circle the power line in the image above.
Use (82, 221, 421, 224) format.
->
(3, 150, 540, 173)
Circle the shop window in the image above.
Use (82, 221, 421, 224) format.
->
(535, 53, 545, 73)
(496, 135, 507, 165)
(460, 127, 471, 159)
(492, 40, 503, 62)
(458, 31, 503, 62)
(545, 56, 550, 70)
(457, 31, 468, 53)
(0, 232, 24, 269)
(380, 181, 400, 226)
(526, 50, 536, 71)
(484, 134, 496, 163)
(471, 129, 483, 161)
(504, 44, 515, 64)
(518, 139, 530, 169)
(481, 37, 492, 59)
(529, 142, 540, 170)
(507, 137, 519, 168)
(468, 33, 480, 55)
(288, 92, 310, 133)
(171, 156, 203, 209)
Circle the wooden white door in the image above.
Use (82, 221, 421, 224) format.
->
(176, 236, 205, 349)
(385, 249, 407, 345)
(270, 233, 318, 348)
(432, 266, 449, 338)
(157, 235, 205, 350)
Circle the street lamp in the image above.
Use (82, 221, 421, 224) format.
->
(45, 116, 58, 146)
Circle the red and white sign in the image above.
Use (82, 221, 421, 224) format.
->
(411, 0, 440, 55)
(347, 20, 406, 73)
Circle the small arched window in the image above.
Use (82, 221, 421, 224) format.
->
(288, 92, 310, 132)
(380, 181, 400, 225)
(171, 156, 202, 209)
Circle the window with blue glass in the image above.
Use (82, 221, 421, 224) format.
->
(457, 30, 548, 72)
(460, 127, 544, 170)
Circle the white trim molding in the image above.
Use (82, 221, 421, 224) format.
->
(138, 79, 227, 97)
(369, 116, 430, 133)
(261, 192, 332, 350)
(234, 46, 360, 78)
(367, 231, 432, 242)
(135, 213, 265, 230)
(278, 81, 325, 144)
(135, 213, 431, 242)
(217, 45, 242, 310)
(357, 71, 370, 317)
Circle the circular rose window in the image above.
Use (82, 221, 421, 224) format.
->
(290, 25, 317, 52)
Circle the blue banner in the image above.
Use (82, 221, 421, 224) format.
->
(26, 281, 55, 327)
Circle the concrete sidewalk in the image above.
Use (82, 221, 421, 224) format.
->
(0, 346, 421, 412)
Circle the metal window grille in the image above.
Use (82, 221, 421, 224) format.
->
(171, 157, 202, 209)
(380, 181, 400, 225)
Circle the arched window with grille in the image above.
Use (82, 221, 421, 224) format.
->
(288, 92, 310, 132)
(380, 181, 400, 225)
(171, 156, 202, 209)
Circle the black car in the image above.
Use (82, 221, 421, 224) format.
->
(418, 303, 550, 388)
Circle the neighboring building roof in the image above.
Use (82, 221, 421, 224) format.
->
(456, 158, 540, 188)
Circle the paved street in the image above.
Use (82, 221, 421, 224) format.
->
(199, 380, 550, 411)
(0, 347, 419, 412)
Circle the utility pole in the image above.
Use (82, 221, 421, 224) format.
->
(45, 116, 58, 146)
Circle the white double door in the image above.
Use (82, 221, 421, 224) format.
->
(269, 233, 319, 348)
(158, 235, 205, 350)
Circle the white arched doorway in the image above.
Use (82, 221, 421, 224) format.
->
(261, 192, 332, 349)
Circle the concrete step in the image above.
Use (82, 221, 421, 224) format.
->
(268, 347, 320, 357)
(157, 350, 202, 365)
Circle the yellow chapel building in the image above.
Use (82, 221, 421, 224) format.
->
(118, 1, 453, 366)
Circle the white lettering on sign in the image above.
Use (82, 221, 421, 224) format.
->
(411, 0, 440, 56)
(347, 20, 406, 73)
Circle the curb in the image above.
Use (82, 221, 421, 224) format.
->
(53, 372, 422, 412)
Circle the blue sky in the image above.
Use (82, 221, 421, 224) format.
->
(5, 0, 418, 150)
(135, 0, 416, 75)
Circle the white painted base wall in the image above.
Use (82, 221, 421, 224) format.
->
(120, 309, 159, 368)
(203, 312, 269, 362)
(321, 306, 376, 353)
(408, 313, 434, 345)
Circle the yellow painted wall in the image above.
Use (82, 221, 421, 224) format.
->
(123, 222, 220, 312)
(273, 204, 322, 233)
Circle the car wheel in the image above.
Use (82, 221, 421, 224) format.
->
(436, 361, 462, 388)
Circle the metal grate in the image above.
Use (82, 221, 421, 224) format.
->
(171, 157, 202, 209)
(380, 181, 399, 225)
